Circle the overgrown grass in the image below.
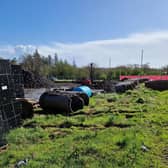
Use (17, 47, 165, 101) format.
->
(0, 85, 168, 167)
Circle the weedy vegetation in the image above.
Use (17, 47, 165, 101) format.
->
(0, 85, 168, 168)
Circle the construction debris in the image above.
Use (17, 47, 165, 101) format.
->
(15, 158, 29, 168)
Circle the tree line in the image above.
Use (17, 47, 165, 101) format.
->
(18, 50, 168, 80)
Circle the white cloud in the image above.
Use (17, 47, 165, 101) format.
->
(1, 31, 168, 67)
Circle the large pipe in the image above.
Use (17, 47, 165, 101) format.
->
(53, 90, 89, 106)
(73, 86, 92, 97)
(39, 92, 84, 114)
(145, 80, 168, 91)
(115, 81, 137, 93)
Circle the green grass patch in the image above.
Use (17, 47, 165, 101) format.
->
(0, 86, 168, 167)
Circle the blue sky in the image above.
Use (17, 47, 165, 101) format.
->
(0, 0, 168, 67)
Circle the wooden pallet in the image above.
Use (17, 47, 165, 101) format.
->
(0, 144, 8, 153)
(16, 98, 40, 109)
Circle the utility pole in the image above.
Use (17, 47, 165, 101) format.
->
(90, 63, 94, 84)
(141, 49, 144, 69)
(141, 49, 144, 75)
(109, 57, 111, 68)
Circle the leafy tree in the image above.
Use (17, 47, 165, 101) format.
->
(48, 55, 52, 65)
(54, 53, 58, 64)
(20, 52, 163, 81)
(10, 57, 17, 64)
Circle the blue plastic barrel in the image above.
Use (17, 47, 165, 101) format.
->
(73, 86, 92, 97)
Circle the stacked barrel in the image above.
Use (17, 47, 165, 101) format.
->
(0, 60, 23, 144)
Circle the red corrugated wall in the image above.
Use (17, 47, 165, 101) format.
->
(120, 75, 168, 81)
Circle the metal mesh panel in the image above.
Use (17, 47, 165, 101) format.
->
(0, 74, 16, 103)
(0, 60, 23, 146)
(11, 65, 24, 98)
(1, 101, 21, 126)
(0, 60, 11, 74)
